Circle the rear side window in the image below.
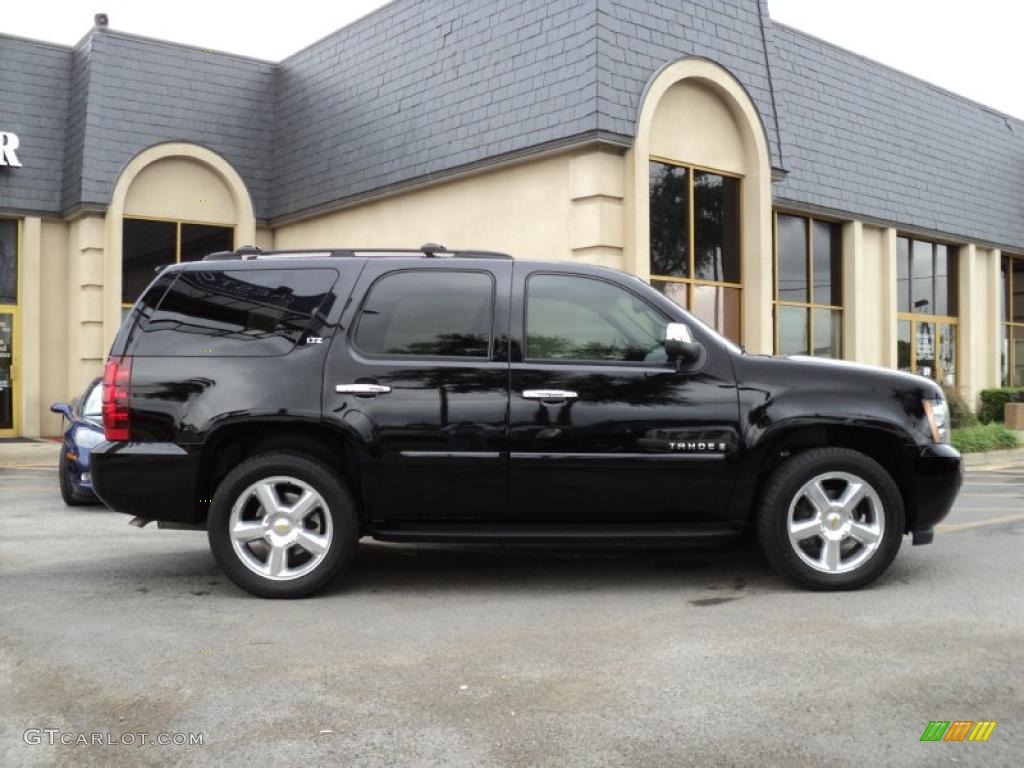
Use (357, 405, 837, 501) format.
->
(354, 270, 493, 358)
(134, 269, 338, 357)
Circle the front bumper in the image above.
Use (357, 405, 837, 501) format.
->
(908, 443, 963, 543)
(90, 441, 202, 524)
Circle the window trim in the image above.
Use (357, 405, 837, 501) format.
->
(122, 215, 235, 309)
(523, 271, 673, 368)
(772, 210, 844, 358)
(648, 157, 743, 340)
(895, 234, 960, 384)
(350, 268, 497, 362)
(1002, 252, 1024, 386)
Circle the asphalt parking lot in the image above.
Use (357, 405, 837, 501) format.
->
(1, 460, 1022, 767)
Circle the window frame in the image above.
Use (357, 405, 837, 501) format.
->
(350, 268, 497, 362)
(1002, 252, 1024, 386)
(895, 235, 960, 385)
(122, 215, 235, 309)
(523, 271, 672, 368)
(772, 210, 844, 358)
(648, 156, 743, 340)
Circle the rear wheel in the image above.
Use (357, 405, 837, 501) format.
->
(756, 447, 905, 590)
(207, 452, 358, 598)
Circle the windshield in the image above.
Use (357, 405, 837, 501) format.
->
(81, 382, 103, 422)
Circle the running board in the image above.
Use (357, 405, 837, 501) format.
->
(370, 522, 742, 546)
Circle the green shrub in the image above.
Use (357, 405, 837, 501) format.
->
(978, 387, 1024, 423)
(951, 423, 1021, 453)
(941, 386, 978, 429)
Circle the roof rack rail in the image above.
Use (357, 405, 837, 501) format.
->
(200, 243, 512, 261)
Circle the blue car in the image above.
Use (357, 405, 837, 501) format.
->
(50, 378, 105, 506)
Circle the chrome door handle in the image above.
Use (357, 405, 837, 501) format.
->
(336, 383, 392, 395)
(522, 389, 578, 401)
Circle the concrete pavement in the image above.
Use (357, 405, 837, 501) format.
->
(0, 461, 1021, 766)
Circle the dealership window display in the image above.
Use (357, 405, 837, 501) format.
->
(122, 218, 233, 305)
(773, 213, 843, 358)
(1001, 254, 1024, 386)
(0, 218, 17, 434)
(895, 237, 958, 385)
(648, 159, 741, 343)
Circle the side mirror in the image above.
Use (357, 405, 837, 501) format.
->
(664, 322, 703, 368)
(50, 403, 74, 420)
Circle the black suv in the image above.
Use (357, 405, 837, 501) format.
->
(91, 245, 963, 598)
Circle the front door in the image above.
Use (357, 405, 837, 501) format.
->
(323, 260, 512, 523)
(508, 266, 739, 523)
(0, 309, 15, 437)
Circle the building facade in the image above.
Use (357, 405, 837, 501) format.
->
(1, 0, 1022, 437)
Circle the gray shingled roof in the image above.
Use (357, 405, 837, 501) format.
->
(0, 36, 70, 214)
(273, 0, 782, 219)
(1, 1, 1022, 252)
(772, 24, 1024, 250)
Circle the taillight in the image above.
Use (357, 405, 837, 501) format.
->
(102, 356, 132, 441)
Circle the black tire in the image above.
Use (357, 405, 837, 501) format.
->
(59, 452, 88, 507)
(756, 447, 905, 590)
(207, 452, 358, 599)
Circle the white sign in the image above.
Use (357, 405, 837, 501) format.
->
(0, 132, 22, 168)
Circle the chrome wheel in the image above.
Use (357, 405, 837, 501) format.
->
(228, 476, 333, 581)
(786, 471, 885, 575)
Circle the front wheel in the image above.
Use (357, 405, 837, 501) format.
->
(756, 447, 905, 590)
(207, 452, 358, 598)
(59, 452, 88, 507)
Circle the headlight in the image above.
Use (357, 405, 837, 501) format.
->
(923, 398, 949, 444)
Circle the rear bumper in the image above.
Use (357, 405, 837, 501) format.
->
(90, 441, 202, 524)
(908, 443, 964, 543)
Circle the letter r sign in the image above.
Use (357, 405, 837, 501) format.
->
(0, 132, 22, 168)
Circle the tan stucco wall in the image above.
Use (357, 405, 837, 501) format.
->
(39, 219, 69, 437)
(123, 157, 238, 224)
(842, 222, 892, 366)
(649, 80, 747, 175)
(275, 153, 576, 260)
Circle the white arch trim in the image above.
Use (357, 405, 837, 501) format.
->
(625, 57, 774, 353)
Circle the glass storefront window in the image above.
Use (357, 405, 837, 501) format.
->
(648, 160, 741, 344)
(1003, 254, 1024, 386)
(773, 213, 843, 358)
(778, 305, 808, 356)
(122, 218, 234, 306)
(897, 320, 912, 373)
(896, 237, 958, 384)
(0, 219, 17, 305)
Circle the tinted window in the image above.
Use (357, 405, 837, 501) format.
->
(136, 269, 338, 357)
(526, 274, 668, 363)
(180, 224, 233, 263)
(776, 215, 807, 302)
(81, 382, 103, 420)
(694, 171, 740, 283)
(0, 218, 16, 304)
(812, 220, 842, 306)
(355, 271, 493, 358)
(123, 219, 177, 304)
(649, 162, 688, 279)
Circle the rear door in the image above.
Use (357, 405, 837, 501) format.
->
(323, 259, 512, 523)
(508, 265, 739, 523)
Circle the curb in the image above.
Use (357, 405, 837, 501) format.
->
(962, 445, 1024, 470)
(0, 440, 61, 468)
